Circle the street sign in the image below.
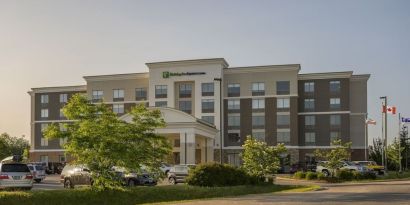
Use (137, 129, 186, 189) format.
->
(401, 117, 410, 123)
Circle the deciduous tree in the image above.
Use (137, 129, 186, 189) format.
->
(314, 139, 351, 177)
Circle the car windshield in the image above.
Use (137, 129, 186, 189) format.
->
(1, 164, 30, 172)
(35, 165, 44, 170)
(345, 161, 355, 166)
(28, 166, 34, 170)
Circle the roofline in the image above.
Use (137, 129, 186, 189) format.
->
(146, 58, 229, 68)
(83, 72, 149, 82)
(224, 64, 301, 74)
(298, 71, 353, 80)
(351, 74, 371, 81)
(28, 85, 86, 95)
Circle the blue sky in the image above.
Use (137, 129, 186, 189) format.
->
(0, 0, 409, 144)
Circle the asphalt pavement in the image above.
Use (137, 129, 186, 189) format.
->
(32, 174, 64, 191)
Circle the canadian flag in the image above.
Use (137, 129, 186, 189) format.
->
(382, 106, 397, 114)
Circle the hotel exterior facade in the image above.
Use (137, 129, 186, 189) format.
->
(28, 58, 370, 167)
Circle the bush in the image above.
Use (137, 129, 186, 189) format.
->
(317, 172, 326, 180)
(305, 172, 317, 180)
(336, 170, 354, 181)
(294, 171, 306, 179)
(185, 163, 264, 187)
(353, 171, 377, 180)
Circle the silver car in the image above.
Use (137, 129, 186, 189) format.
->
(0, 162, 33, 190)
(27, 163, 46, 183)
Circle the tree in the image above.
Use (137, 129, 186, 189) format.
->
(369, 138, 384, 165)
(0, 133, 30, 160)
(314, 139, 352, 177)
(44, 94, 172, 190)
(386, 138, 405, 171)
(241, 136, 287, 178)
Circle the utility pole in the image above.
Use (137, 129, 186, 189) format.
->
(380, 96, 388, 172)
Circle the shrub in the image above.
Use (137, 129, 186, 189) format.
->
(305, 172, 317, 180)
(317, 172, 326, 180)
(336, 170, 354, 181)
(294, 171, 306, 179)
(353, 171, 377, 180)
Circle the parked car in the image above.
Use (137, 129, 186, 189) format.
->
(60, 164, 92, 188)
(167, 164, 195, 185)
(354, 161, 385, 175)
(316, 161, 369, 177)
(27, 163, 46, 183)
(160, 163, 172, 175)
(114, 167, 157, 187)
(0, 156, 33, 190)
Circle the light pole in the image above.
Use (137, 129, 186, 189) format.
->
(214, 78, 223, 164)
(380, 96, 387, 172)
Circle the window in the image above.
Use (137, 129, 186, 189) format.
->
(179, 101, 192, 114)
(202, 99, 214, 113)
(228, 133, 241, 143)
(330, 98, 341, 109)
(304, 82, 314, 93)
(174, 139, 180, 147)
(252, 99, 265, 110)
(135, 88, 147, 101)
(59, 155, 66, 163)
(155, 85, 167, 98)
(59, 109, 64, 118)
(113, 104, 124, 114)
(113, 89, 124, 101)
(59, 123, 67, 132)
(305, 132, 316, 146)
(41, 109, 48, 118)
(179, 84, 192, 98)
(252, 132, 265, 142)
(60, 94, 68, 103)
(40, 155, 49, 163)
(59, 137, 68, 147)
(277, 131, 290, 145)
(202, 83, 214, 96)
(252, 115, 265, 128)
(305, 116, 315, 127)
(304, 99, 315, 110)
(228, 115, 240, 127)
(201, 116, 215, 125)
(330, 81, 341, 92)
(227, 84, 240, 97)
(277, 98, 290, 109)
(41, 123, 48, 133)
(330, 132, 340, 144)
(92, 90, 103, 101)
(228, 99, 240, 110)
(277, 115, 290, 126)
(40, 129, 48, 146)
(277, 81, 290, 95)
(228, 153, 241, 167)
(330, 115, 341, 126)
(252, 82, 265, 96)
(155, 101, 167, 107)
(40, 95, 48, 104)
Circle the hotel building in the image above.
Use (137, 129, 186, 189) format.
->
(28, 58, 370, 167)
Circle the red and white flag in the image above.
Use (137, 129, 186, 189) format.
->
(366, 119, 376, 125)
(382, 106, 397, 114)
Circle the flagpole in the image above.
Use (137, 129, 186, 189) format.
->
(399, 113, 402, 173)
(365, 121, 368, 160)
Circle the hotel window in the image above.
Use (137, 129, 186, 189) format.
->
(252, 115, 265, 129)
(179, 84, 192, 98)
(60, 94, 68, 103)
(277, 98, 290, 109)
(228, 99, 240, 110)
(202, 99, 214, 113)
(304, 82, 314, 93)
(252, 82, 265, 96)
(41, 109, 48, 118)
(155, 101, 167, 107)
(179, 101, 192, 114)
(41, 124, 48, 146)
(228, 115, 240, 128)
(305, 132, 316, 146)
(40, 155, 49, 163)
(277, 131, 290, 145)
(59, 123, 67, 132)
(59, 155, 66, 163)
(201, 116, 214, 125)
(227, 84, 240, 97)
(277, 81, 290, 95)
(330, 81, 341, 92)
(330, 98, 341, 109)
(135, 88, 147, 101)
(113, 104, 124, 114)
(304, 99, 315, 110)
(228, 153, 241, 167)
(155, 85, 167, 98)
(59, 137, 68, 147)
(59, 109, 65, 118)
(277, 115, 290, 126)
(330, 115, 341, 126)
(228, 133, 241, 143)
(252, 99, 265, 110)
(252, 132, 265, 142)
(201, 83, 214, 96)
(92, 90, 103, 102)
(40, 94, 49, 104)
(330, 132, 340, 144)
(305, 115, 315, 127)
(113, 89, 124, 101)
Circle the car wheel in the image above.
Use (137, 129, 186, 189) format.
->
(34, 179, 41, 183)
(168, 177, 176, 185)
(64, 179, 74, 189)
(128, 179, 136, 187)
(322, 170, 330, 177)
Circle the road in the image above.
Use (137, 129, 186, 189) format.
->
(32, 174, 64, 191)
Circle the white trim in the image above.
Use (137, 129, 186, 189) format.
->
(298, 71, 353, 80)
(83, 73, 149, 82)
(93, 100, 148, 104)
(298, 111, 351, 115)
(30, 149, 65, 153)
(277, 128, 291, 132)
(34, 120, 75, 123)
(224, 94, 298, 99)
(29, 85, 86, 94)
(224, 64, 300, 74)
(277, 112, 290, 115)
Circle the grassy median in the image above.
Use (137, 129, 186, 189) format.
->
(0, 184, 309, 205)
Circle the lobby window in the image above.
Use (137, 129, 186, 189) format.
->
(202, 83, 214, 96)
(277, 81, 290, 95)
(277, 131, 290, 145)
(304, 99, 315, 110)
(330, 98, 341, 109)
(227, 84, 240, 97)
(41, 109, 48, 118)
(60, 94, 68, 103)
(201, 116, 214, 125)
(252, 132, 265, 142)
(252, 115, 265, 129)
(252, 82, 265, 96)
(252, 99, 265, 110)
(228, 99, 240, 110)
(330, 115, 341, 126)
(135, 88, 147, 101)
(305, 132, 316, 146)
(113, 104, 124, 114)
(179, 84, 192, 98)
(330, 81, 341, 92)
(155, 85, 167, 98)
(304, 82, 314, 93)
(277, 115, 290, 127)
(277, 98, 290, 109)
(202, 99, 214, 113)
(92, 90, 103, 102)
(155, 101, 167, 107)
(228, 115, 240, 128)
(179, 101, 192, 114)
(330, 132, 340, 144)
(305, 115, 315, 127)
(40, 94, 49, 104)
(113, 89, 124, 101)
(228, 132, 241, 143)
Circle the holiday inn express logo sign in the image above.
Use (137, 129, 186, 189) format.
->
(162, 71, 206, 78)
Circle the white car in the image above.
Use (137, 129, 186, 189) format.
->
(316, 161, 368, 177)
(160, 163, 171, 175)
(27, 163, 46, 183)
(0, 156, 33, 190)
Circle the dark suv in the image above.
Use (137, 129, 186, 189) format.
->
(167, 165, 195, 185)
(60, 164, 92, 188)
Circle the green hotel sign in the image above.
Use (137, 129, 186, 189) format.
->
(162, 71, 206, 78)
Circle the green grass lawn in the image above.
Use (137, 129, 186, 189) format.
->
(0, 184, 309, 205)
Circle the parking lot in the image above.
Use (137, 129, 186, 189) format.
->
(32, 174, 64, 191)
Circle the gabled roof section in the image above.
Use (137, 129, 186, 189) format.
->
(146, 58, 229, 69)
(298, 71, 354, 80)
(83, 72, 149, 82)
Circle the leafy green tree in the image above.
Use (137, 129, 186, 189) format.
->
(0, 133, 29, 160)
(241, 136, 287, 178)
(369, 138, 383, 165)
(386, 138, 405, 171)
(314, 139, 352, 177)
(44, 94, 171, 190)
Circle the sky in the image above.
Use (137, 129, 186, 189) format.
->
(0, 0, 409, 145)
